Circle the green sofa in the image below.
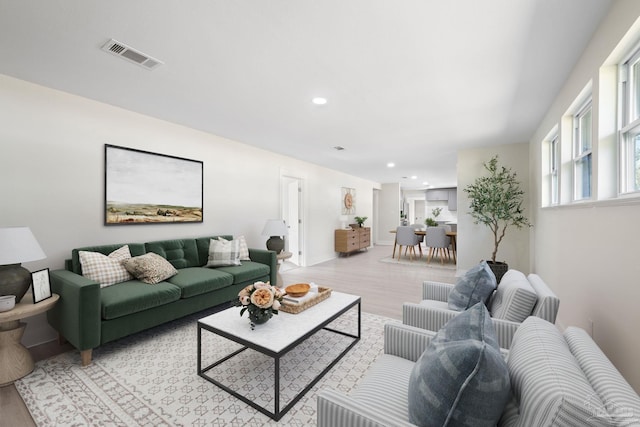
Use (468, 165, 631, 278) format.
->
(47, 235, 276, 365)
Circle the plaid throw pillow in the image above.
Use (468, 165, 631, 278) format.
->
(205, 238, 241, 267)
(218, 236, 250, 261)
(79, 245, 133, 288)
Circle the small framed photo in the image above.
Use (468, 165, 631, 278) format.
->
(32, 268, 52, 304)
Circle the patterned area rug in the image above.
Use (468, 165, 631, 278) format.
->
(16, 307, 392, 426)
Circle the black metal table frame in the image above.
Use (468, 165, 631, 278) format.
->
(197, 298, 361, 421)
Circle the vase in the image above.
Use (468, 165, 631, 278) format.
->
(249, 309, 272, 327)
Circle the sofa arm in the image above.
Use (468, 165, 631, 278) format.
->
(384, 322, 436, 362)
(422, 280, 454, 301)
(402, 302, 458, 334)
(47, 269, 101, 354)
(248, 248, 277, 285)
(491, 318, 522, 349)
(317, 389, 416, 427)
(403, 302, 521, 349)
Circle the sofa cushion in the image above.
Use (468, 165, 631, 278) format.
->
(166, 267, 234, 298)
(408, 302, 510, 427)
(505, 317, 612, 427)
(448, 260, 497, 311)
(205, 238, 241, 267)
(122, 252, 179, 284)
(215, 261, 271, 285)
(100, 280, 181, 320)
(145, 239, 200, 269)
(78, 245, 133, 288)
(218, 236, 250, 261)
(350, 354, 415, 423)
(489, 270, 537, 322)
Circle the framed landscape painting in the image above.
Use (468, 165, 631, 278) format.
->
(105, 144, 203, 225)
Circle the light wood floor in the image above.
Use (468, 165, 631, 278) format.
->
(0, 244, 456, 427)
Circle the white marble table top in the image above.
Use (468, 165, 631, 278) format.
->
(198, 291, 360, 354)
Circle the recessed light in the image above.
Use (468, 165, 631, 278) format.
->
(422, 181, 429, 186)
(411, 176, 417, 180)
(387, 162, 395, 168)
(312, 97, 327, 105)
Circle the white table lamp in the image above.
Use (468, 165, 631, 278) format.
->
(0, 227, 46, 302)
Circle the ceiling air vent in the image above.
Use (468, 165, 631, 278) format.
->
(101, 39, 163, 70)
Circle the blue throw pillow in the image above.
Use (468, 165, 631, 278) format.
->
(448, 260, 497, 311)
(408, 302, 510, 427)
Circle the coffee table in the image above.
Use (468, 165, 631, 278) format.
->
(197, 291, 360, 420)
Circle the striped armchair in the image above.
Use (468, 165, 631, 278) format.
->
(317, 317, 640, 426)
(403, 270, 560, 348)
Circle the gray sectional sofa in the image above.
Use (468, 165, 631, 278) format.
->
(47, 235, 276, 365)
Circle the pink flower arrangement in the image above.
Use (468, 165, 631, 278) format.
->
(237, 281, 284, 327)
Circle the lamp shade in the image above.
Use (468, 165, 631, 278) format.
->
(261, 220, 288, 237)
(0, 227, 46, 303)
(0, 227, 46, 264)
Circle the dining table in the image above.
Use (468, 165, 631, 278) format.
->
(389, 228, 457, 263)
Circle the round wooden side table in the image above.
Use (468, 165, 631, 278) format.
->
(0, 293, 59, 386)
(276, 251, 293, 287)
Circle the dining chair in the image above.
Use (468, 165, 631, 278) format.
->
(425, 226, 450, 264)
(410, 223, 425, 255)
(395, 226, 422, 261)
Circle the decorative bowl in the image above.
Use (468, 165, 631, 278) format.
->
(285, 283, 311, 298)
(0, 295, 16, 312)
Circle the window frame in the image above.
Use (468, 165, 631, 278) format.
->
(548, 132, 560, 205)
(619, 45, 640, 195)
(573, 99, 593, 201)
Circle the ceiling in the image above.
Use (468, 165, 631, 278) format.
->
(0, 0, 612, 189)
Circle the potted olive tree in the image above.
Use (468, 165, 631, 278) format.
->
(463, 155, 531, 282)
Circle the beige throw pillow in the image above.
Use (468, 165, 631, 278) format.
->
(122, 252, 178, 284)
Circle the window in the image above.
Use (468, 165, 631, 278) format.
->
(549, 133, 559, 205)
(619, 46, 640, 194)
(573, 100, 592, 200)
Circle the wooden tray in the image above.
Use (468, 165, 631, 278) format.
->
(279, 286, 332, 314)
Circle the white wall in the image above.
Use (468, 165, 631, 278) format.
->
(0, 74, 377, 345)
(528, 0, 640, 391)
(377, 183, 401, 245)
(457, 143, 530, 273)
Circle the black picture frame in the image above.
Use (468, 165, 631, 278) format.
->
(32, 268, 52, 304)
(105, 144, 203, 225)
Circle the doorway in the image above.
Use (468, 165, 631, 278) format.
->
(281, 175, 304, 266)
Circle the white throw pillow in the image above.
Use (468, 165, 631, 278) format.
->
(79, 245, 133, 288)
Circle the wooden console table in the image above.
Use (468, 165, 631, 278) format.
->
(335, 227, 370, 255)
(0, 293, 59, 386)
